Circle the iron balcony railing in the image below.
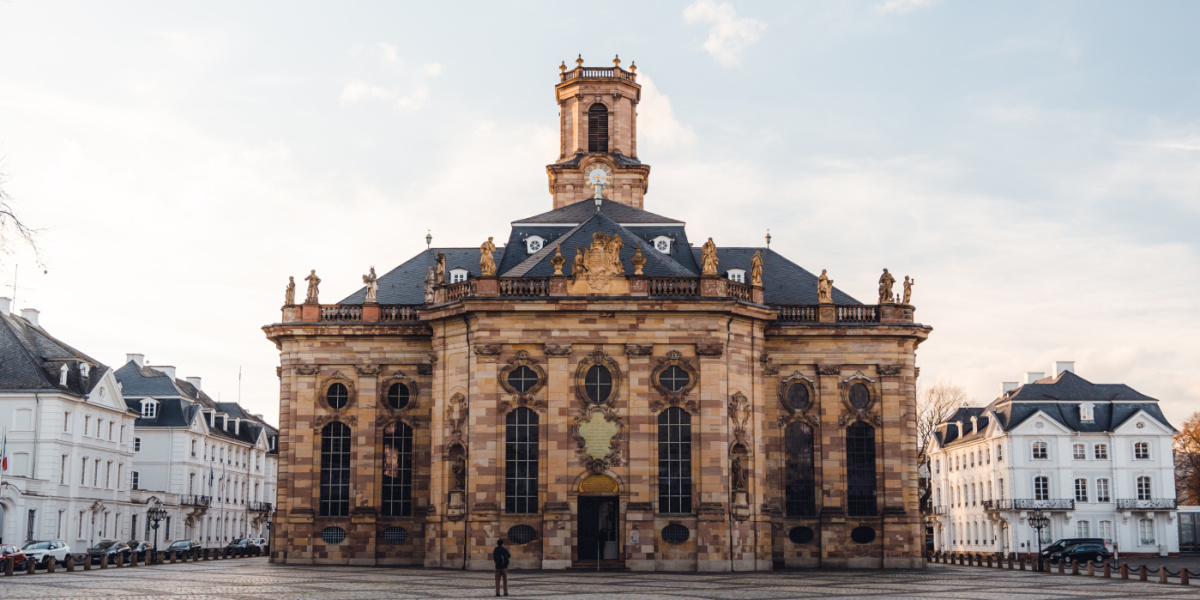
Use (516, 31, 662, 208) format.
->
(248, 501, 273, 512)
(1116, 498, 1177, 510)
(181, 495, 212, 507)
(983, 499, 1075, 511)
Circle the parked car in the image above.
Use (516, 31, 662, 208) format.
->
(250, 537, 268, 549)
(166, 540, 202, 554)
(1, 544, 28, 569)
(126, 541, 153, 561)
(21, 540, 71, 567)
(1039, 537, 1106, 560)
(225, 538, 256, 554)
(87, 540, 131, 565)
(1051, 543, 1111, 563)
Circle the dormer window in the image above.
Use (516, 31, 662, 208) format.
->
(449, 268, 469, 284)
(141, 399, 159, 419)
(80, 363, 90, 378)
(727, 269, 746, 283)
(1079, 403, 1095, 422)
(524, 236, 545, 254)
(652, 236, 672, 254)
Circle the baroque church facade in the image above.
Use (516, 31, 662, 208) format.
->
(264, 57, 931, 570)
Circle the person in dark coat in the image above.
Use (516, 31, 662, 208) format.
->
(493, 539, 511, 596)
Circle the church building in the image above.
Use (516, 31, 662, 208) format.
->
(264, 57, 932, 570)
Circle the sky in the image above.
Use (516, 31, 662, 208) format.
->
(0, 0, 1198, 427)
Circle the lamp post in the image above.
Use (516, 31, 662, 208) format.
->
(147, 500, 167, 564)
(1028, 510, 1050, 572)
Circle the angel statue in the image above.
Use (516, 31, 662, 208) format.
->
(362, 267, 379, 303)
(304, 269, 321, 304)
(284, 276, 296, 305)
(701, 238, 719, 276)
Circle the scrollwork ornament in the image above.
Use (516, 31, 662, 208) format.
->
(759, 353, 780, 376)
(571, 405, 624, 475)
(295, 365, 320, 376)
(696, 343, 725, 357)
(878, 364, 903, 376)
(355, 364, 380, 376)
(314, 413, 357, 432)
(624, 343, 653, 356)
(474, 344, 501, 357)
(650, 350, 699, 413)
(817, 364, 841, 377)
(543, 343, 573, 357)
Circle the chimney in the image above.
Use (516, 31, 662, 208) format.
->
(210, 411, 216, 427)
(970, 416, 978, 434)
(1025, 372, 1045, 384)
(1053, 361, 1075, 377)
(954, 420, 963, 438)
(0, 297, 10, 314)
(186, 376, 202, 390)
(152, 365, 177, 380)
(20, 308, 39, 327)
(1000, 381, 1020, 394)
(235, 418, 241, 434)
(126, 353, 145, 368)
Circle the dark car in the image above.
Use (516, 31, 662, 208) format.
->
(1052, 543, 1111, 563)
(126, 541, 153, 562)
(167, 540, 201, 555)
(226, 538, 256, 554)
(1039, 537, 1106, 560)
(1, 544, 27, 569)
(87, 540, 130, 565)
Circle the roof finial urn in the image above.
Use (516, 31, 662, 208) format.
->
(576, 54, 584, 68)
(765, 229, 771, 248)
(613, 54, 621, 67)
(629, 61, 637, 72)
(560, 61, 567, 73)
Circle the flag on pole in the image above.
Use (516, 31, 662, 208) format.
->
(1, 429, 7, 472)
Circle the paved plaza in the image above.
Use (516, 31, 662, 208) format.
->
(4, 558, 1200, 599)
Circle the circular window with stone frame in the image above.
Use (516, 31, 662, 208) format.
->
(507, 525, 536, 545)
(661, 524, 690, 545)
(788, 526, 814, 545)
(320, 526, 347, 545)
(847, 383, 871, 411)
(386, 382, 411, 411)
(850, 526, 876, 544)
(583, 365, 613, 404)
(325, 383, 350, 411)
(506, 365, 540, 394)
(382, 526, 408, 544)
(658, 365, 691, 394)
(785, 382, 811, 412)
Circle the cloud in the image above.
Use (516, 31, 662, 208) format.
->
(633, 74, 696, 151)
(876, 0, 939, 15)
(682, 1, 766, 67)
(339, 44, 443, 112)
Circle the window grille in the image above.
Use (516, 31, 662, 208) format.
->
(321, 527, 346, 544)
(505, 408, 539, 514)
(382, 527, 408, 544)
(587, 103, 608, 153)
(846, 422, 877, 517)
(661, 524, 689, 544)
(657, 407, 692, 514)
(381, 422, 413, 517)
(319, 422, 351, 517)
(507, 525, 536, 545)
(784, 422, 816, 517)
(583, 365, 613, 403)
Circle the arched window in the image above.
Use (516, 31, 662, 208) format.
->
(587, 103, 608, 153)
(658, 407, 692, 514)
(505, 408, 539, 514)
(1033, 475, 1049, 501)
(784, 422, 816, 517)
(319, 422, 351, 517)
(382, 421, 414, 517)
(846, 422, 877, 516)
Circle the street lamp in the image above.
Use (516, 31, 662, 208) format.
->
(1028, 510, 1050, 572)
(148, 500, 168, 564)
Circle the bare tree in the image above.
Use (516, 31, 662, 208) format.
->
(917, 380, 969, 514)
(0, 164, 41, 262)
(1174, 411, 1200, 505)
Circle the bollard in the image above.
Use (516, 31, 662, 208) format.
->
(1103, 563, 1111, 578)
(83, 556, 91, 571)
(986, 556, 993, 568)
(1071, 561, 1079, 575)
(1120, 563, 1128, 579)
(100, 554, 108, 570)
(66, 555, 75, 572)
(1019, 557, 1026, 571)
(131, 552, 139, 568)
(1139, 565, 1147, 582)
(170, 551, 176, 564)
(47, 557, 56, 573)
(1181, 569, 1189, 586)
(1087, 562, 1094, 577)
(1007, 557, 1014, 570)
(1158, 569, 1167, 584)
(26, 558, 36, 574)
(1057, 560, 1065, 574)
(4, 556, 13, 576)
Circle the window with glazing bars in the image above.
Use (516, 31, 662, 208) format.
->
(381, 422, 413, 517)
(1034, 476, 1049, 501)
(587, 103, 609, 153)
(784, 422, 816, 517)
(658, 407, 692, 514)
(319, 422, 351, 517)
(1136, 476, 1152, 501)
(846, 422, 877, 517)
(505, 408, 539, 514)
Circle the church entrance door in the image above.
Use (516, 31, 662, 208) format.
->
(576, 496, 618, 561)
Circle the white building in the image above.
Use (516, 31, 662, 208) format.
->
(114, 355, 278, 546)
(0, 301, 140, 548)
(929, 362, 1179, 557)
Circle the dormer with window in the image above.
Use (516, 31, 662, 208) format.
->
(140, 399, 159, 420)
(524, 235, 546, 254)
(1079, 403, 1095, 422)
(449, 268, 469, 284)
(651, 236, 672, 254)
(726, 269, 745, 283)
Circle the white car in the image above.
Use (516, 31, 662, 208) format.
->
(21, 540, 71, 567)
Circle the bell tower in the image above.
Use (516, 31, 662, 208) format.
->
(547, 55, 652, 210)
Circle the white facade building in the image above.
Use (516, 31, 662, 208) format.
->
(0, 302, 140, 549)
(929, 362, 1179, 557)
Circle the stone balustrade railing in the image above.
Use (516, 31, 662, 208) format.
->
(560, 66, 636, 83)
(499, 278, 549, 297)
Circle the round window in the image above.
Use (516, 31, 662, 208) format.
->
(661, 524, 690, 545)
(850, 526, 876, 544)
(386, 382, 410, 410)
(584, 365, 613, 404)
(659, 365, 691, 393)
(788, 526, 814, 545)
(507, 366, 539, 394)
(382, 526, 408, 544)
(326, 383, 349, 410)
(507, 525, 536, 545)
(786, 384, 810, 411)
(320, 526, 346, 544)
(848, 383, 870, 411)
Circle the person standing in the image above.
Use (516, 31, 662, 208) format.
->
(493, 539, 511, 597)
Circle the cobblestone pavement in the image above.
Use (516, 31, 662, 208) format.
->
(4, 558, 1199, 599)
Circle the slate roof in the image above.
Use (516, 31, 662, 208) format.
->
(937, 370, 1174, 448)
(512, 198, 681, 225)
(0, 310, 110, 397)
(547, 151, 644, 169)
(695, 247, 860, 305)
(503, 212, 696, 279)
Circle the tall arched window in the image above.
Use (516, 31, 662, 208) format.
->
(784, 422, 816, 517)
(587, 103, 609, 153)
(319, 422, 351, 517)
(382, 421, 414, 517)
(505, 408, 539, 514)
(846, 422, 877, 516)
(658, 407, 692, 514)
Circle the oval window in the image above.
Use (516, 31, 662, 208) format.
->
(320, 526, 346, 544)
(326, 383, 349, 410)
(661, 524, 690, 544)
(507, 525, 536, 545)
(786, 384, 810, 411)
(850, 526, 876, 544)
(659, 365, 691, 393)
(584, 365, 613, 404)
(507, 366, 539, 394)
(382, 526, 408, 544)
(848, 383, 870, 411)
(386, 382, 410, 410)
(788, 526, 814, 545)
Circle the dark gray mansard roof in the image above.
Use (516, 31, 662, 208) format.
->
(0, 310, 110, 396)
(937, 370, 1173, 448)
(339, 198, 860, 305)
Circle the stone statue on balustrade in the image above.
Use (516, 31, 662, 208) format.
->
(362, 266, 378, 304)
(701, 238, 719, 276)
(551, 244, 565, 276)
(750, 251, 763, 286)
(423, 267, 436, 303)
(903, 276, 914, 304)
(304, 270, 321, 304)
(434, 251, 447, 284)
(878, 269, 895, 304)
(284, 276, 296, 306)
(479, 237, 497, 277)
(572, 247, 587, 279)
(817, 269, 833, 304)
